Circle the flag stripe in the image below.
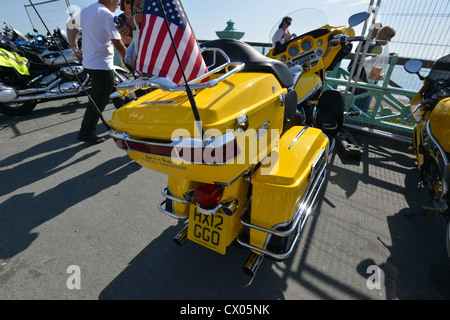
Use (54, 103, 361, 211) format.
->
(174, 27, 195, 84)
(134, 0, 208, 85)
(166, 25, 186, 83)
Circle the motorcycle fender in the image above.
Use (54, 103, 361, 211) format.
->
(249, 125, 329, 252)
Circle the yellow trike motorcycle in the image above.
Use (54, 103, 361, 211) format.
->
(107, 9, 368, 276)
(404, 54, 450, 258)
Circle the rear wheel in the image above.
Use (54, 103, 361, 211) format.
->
(0, 101, 38, 116)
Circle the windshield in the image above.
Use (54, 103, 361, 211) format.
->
(268, 8, 328, 44)
(428, 54, 450, 84)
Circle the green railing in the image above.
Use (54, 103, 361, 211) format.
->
(325, 55, 418, 136)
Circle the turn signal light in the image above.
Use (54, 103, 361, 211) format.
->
(193, 184, 224, 210)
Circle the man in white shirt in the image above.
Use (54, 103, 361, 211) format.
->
(67, 0, 127, 145)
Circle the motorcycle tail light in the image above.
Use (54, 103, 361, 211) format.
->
(177, 136, 241, 165)
(194, 184, 224, 210)
(112, 134, 174, 157)
(111, 131, 241, 165)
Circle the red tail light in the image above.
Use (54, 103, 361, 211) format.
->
(111, 131, 241, 165)
(177, 138, 240, 164)
(194, 184, 224, 210)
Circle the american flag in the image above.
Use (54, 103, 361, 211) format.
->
(134, 0, 208, 85)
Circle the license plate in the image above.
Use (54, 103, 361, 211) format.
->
(187, 205, 228, 255)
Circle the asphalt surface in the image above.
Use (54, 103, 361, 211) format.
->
(1, 96, 450, 301)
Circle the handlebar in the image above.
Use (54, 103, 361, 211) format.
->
(329, 35, 367, 46)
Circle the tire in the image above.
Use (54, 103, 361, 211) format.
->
(0, 101, 38, 116)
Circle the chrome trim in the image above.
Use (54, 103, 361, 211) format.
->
(297, 82, 322, 105)
(196, 202, 223, 216)
(288, 126, 309, 149)
(278, 94, 286, 107)
(160, 186, 238, 219)
(158, 199, 189, 220)
(12, 75, 90, 103)
(173, 225, 189, 246)
(161, 186, 190, 204)
(195, 199, 238, 216)
(140, 100, 174, 105)
(236, 114, 249, 132)
(310, 148, 326, 182)
(221, 199, 239, 216)
(214, 167, 253, 186)
(288, 65, 304, 92)
(242, 252, 264, 278)
(158, 187, 189, 220)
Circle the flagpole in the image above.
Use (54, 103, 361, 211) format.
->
(157, 0, 205, 139)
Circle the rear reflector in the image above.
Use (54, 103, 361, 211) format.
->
(112, 136, 174, 157)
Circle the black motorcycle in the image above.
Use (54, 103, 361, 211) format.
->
(0, 38, 130, 116)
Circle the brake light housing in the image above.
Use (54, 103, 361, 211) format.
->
(193, 184, 224, 210)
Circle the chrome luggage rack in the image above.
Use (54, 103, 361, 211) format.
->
(113, 48, 245, 97)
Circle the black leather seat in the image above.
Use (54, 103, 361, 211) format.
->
(201, 38, 294, 88)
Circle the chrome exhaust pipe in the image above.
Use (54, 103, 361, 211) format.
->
(13, 90, 84, 102)
(15, 78, 61, 95)
(11, 76, 90, 103)
(242, 252, 264, 277)
(173, 225, 188, 247)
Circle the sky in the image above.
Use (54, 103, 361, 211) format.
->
(1, 0, 371, 43)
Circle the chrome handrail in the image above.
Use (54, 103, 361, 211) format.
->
(161, 186, 190, 204)
(114, 48, 245, 96)
(158, 199, 188, 220)
(157, 187, 190, 220)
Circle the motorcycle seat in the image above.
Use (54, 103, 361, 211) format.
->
(201, 38, 294, 88)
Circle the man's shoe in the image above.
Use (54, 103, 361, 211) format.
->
(77, 135, 106, 145)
